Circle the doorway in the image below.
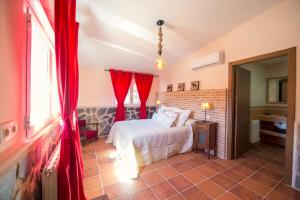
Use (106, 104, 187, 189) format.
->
(227, 47, 296, 184)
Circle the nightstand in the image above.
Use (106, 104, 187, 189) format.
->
(194, 121, 217, 158)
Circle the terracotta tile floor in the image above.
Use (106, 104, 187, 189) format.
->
(82, 138, 300, 200)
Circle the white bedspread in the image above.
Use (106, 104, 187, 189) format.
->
(106, 119, 193, 178)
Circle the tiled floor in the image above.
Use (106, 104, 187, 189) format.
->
(82, 138, 300, 200)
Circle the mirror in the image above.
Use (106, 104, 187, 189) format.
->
(266, 77, 287, 103)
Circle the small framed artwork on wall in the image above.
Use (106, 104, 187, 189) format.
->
(191, 81, 200, 91)
(178, 83, 185, 91)
(167, 84, 173, 92)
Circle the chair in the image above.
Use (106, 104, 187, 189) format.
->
(78, 119, 99, 146)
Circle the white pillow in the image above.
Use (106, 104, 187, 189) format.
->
(156, 109, 179, 128)
(185, 119, 197, 126)
(160, 105, 177, 111)
(152, 112, 159, 121)
(176, 110, 192, 127)
(160, 105, 191, 127)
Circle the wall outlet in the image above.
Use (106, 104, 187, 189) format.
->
(0, 121, 17, 144)
(206, 115, 211, 120)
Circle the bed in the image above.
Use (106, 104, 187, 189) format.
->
(106, 119, 193, 178)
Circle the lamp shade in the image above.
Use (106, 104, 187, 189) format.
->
(201, 102, 213, 109)
(156, 100, 160, 105)
(155, 56, 165, 70)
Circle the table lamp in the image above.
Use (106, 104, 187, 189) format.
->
(156, 100, 160, 111)
(201, 102, 213, 121)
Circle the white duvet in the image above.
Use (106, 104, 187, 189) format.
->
(106, 119, 193, 178)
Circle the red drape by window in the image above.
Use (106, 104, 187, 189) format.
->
(134, 73, 153, 119)
(74, 22, 84, 172)
(109, 69, 133, 122)
(55, 0, 86, 199)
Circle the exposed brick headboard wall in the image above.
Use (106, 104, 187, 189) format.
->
(158, 89, 228, 158)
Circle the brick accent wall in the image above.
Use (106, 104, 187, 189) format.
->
(158, 89, 228, 158)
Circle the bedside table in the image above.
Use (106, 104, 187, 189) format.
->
(194, 120, 217, 158)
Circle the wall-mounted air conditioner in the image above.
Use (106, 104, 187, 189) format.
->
(190, 51, 225, 70)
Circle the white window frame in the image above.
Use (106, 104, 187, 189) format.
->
(114, 79, 141, 106)
(25, 4, 59, 138)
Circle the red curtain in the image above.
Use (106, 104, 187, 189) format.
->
(74, 22, 84, 172)
(55, 0, 86, 199)
(109, 69, 133, 121)
(134, 73, 154, 119)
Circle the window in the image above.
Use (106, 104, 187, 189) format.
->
(124, 90, 131, 105)
(132, 83, 140, 105)
(26, 6, 60, 137)
(114, 80, 140, 105)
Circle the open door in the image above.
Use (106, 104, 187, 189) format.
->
(234, 66, 252, 158)
(228, 48, 296, 184)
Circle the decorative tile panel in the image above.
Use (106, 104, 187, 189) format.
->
(77, 106, 157, 136)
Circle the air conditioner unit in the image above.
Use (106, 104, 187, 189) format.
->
(190, 51, 224, 70)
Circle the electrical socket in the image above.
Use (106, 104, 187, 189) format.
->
(206, 115, 211, 120)
(0, 121, 17, 144)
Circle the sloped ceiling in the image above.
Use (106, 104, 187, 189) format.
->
(44, 0, 283, 73)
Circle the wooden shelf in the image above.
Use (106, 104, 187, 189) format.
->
(260, 130, 286, 138)
(260, 129, 286, 147)
(258, 114, 286, 123)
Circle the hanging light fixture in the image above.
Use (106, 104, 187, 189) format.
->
(155, 19, 165, 70)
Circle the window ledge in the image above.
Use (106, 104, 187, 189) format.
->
(0, 117, 61, 178)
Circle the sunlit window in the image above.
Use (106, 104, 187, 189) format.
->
(114, 81, 140, 105)
(132, 84, 140, 105)
(26, 6, 60, 137)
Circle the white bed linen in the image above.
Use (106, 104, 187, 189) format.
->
(106, 119, 193, 178)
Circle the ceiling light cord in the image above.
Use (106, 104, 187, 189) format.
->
(155, 19, 165, 70)
(158, 26, 163, 56)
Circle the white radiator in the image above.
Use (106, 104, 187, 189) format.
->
(42, 142, 61, 200)
(250, 120, 260, 144)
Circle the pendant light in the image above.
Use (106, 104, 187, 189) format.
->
(155, 20, 165, 70)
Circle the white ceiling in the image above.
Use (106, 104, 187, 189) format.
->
(75, 0, 282, 73)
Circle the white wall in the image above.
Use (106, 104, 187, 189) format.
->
(241, 63, 267, 107)
(241, 60, 288, 107)
(78, 67, 159, 107)
(266, 61, 288, 78)
(159, 0, 300, 121)
(0, 0, 26, 153)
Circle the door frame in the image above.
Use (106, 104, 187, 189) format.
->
(227, 47, 296, 184)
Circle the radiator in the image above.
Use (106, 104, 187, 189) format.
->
(42, 142, 61, 200)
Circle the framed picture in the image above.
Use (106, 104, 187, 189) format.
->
(190, 81, 200, 91)
(177, 83, 185, 92)
(167, 84, 173, 92)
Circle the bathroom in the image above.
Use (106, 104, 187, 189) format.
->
(241, 56, 288, 148)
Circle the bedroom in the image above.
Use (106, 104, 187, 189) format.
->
(0, 0, 300, 200)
